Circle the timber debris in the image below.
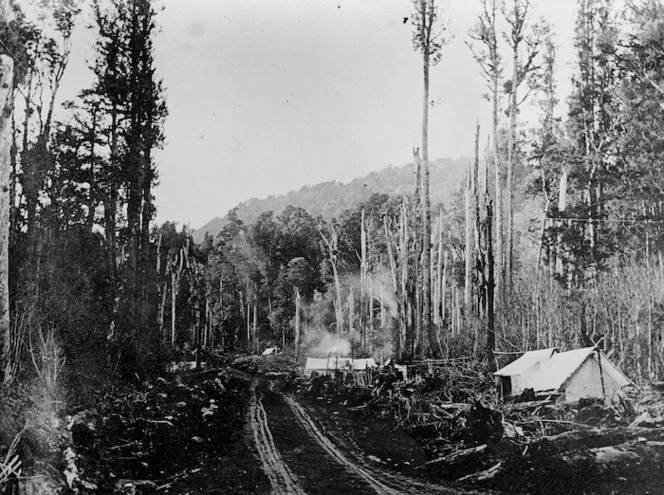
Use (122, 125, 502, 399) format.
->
(296, 358, 664, 494)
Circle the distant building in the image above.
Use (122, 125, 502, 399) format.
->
(494, 346, 632, 403)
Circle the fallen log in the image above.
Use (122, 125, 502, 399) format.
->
(458, 461, 502, 483)
(424, 444, 487, 467)
(422, 444, 490, 480)
(628, 411, 664, 428)
(434, 402, 469, 410)
(503, 399, 551, 412)
(531, 426, 664, 454)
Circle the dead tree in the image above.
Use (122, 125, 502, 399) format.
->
(0, 55, 14, 382)
(476, 162, 496, 369)
(168, 245, 186, 345)
(468, 0, 503, 303)
(360, 209, 368, 342)
(319, 224, 344, 334)
(464, 125, 480, 312)
(412, 0, 448, 356)
(294, 287, 301, 359)
(503, 0, 545, 289)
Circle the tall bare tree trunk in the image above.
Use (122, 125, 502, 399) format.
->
(320, 228, 344, 334)
(348, 286, 355, 335)
(421, 51, 433, 356)
(170, 248, 184, 345)
(253, 291, 258, 351)
(493, 83, 503, 306)
(360, 209, 367, 341)
(399, 200, 409, 356)
(369, 274, 375, 351)
(0, 55, 14, 382)
(464, 158, 474, 312)
(434, 211, 443, 329)
(441, 249, 448, 328)
(294, 287, 301, 359)
(246, 299, 251, 345)
(485, 198, 496, 370)
(506, 31, 518, 291)
(412, 148, 423, 354)
(465, 124, 479, 312)
(379, 281, 386, 328)
(171, 271, 177, 345)
(194, 296, 201, 369)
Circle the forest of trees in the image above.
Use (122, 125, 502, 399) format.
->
(1, 0, 664, 489)
(0, 0, 166, 384)
(170, 0, 664, 382)
(1, 0, 664, 470)
(2, 0, 664, 388)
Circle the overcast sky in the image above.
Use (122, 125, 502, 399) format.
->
(58, 0, 578, 230)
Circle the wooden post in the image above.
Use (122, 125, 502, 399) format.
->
(0, 55, 14, 383)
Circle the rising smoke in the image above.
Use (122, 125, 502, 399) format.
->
(303, 327, 352, 357)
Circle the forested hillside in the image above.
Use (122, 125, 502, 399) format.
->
(3, 0, 664, 492)
(194, 157, 467, 242)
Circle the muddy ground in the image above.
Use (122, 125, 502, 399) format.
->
(66, 356, 664, 494)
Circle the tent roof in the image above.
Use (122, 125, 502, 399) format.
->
(525, 347, 597, 392)
(494, 348, 558, 377)
(509, 346, 632, 394)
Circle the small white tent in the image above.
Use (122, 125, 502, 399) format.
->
(494, 346, 632, 403)
(304, 357, 377, 377)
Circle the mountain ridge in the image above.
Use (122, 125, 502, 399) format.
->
(193, 157, 468, 243)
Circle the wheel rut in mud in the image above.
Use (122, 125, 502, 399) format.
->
(249, 378, 472, 495)
(248, 381, 306, 494)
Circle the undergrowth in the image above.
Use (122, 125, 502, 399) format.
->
(0, 326, 68, 494)
(70, 370, 249, 493)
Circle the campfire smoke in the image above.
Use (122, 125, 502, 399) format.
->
(303, 328, 352, 357)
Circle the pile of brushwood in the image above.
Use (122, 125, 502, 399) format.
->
(229, 354, 300, 378)
(65, 368, 249, 494)
(298, 362, 664, 494)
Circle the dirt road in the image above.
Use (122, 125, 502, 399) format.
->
(248, 380, 472, 495)
(248, 382, 306, 495)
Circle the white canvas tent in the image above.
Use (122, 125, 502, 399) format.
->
(304, 357, 377, 377)
(494, 346, 632, 403)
